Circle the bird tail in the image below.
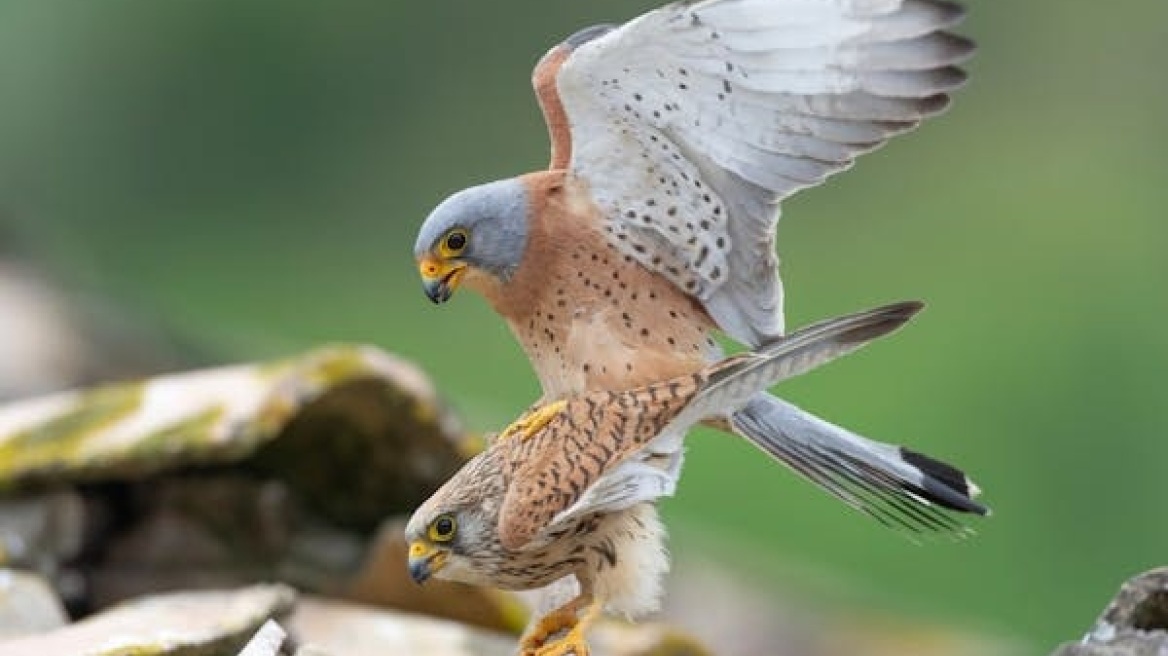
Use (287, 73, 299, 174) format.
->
(665, 300, 987, 536)
(667, 300, 925, 427)
(732, 395, 987, 536)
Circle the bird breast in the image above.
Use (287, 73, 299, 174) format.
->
(491, 173, 719, 398)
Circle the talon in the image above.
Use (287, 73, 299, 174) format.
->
(519, 596, 602, 656)
(519, 607, 578, 653)
(499, 400, 567, 442)
(532, 631, 590, 656)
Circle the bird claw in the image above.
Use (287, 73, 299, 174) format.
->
(517, 596, 599, 656)
(499, 400, 567, 442)
(521, 634, 590, 656)
(518, 607, 578, 655)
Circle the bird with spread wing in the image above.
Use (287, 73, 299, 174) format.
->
(414, 0, 985, 531)
(407, 301, 929, 656)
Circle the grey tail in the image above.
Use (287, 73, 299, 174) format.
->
(657, 299, 988, 536)
(732, 395, 988, 537)
(669, 300, 926, 429)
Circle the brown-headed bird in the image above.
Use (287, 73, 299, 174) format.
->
(406, 301, 983, 656)
(413, 0, 986, 531)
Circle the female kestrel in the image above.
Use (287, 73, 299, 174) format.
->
(414, 0, 986, 529)
(407, 301, 931, 656)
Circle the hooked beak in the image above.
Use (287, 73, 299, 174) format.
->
(408, 540, 448, 584)
(418, 256, 467, 304)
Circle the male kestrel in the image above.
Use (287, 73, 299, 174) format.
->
(414, 0, 987, 529)
(407, 301, 928, 656)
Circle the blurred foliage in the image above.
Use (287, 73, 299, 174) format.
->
(0, 1, 1165, 652)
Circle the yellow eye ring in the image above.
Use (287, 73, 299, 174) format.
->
(429, 514, 457, 542)
(440, 229, 468, 257)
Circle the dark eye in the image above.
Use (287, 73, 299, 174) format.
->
(443, 230, 467, 253)
(429, 514, 457, 542)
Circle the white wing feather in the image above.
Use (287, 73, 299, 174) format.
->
(556, 0, 971, 345)
(544, 432, 686, 533)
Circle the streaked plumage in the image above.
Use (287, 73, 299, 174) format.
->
(407, 301, 927, 656)
(415, 0, 983, 534)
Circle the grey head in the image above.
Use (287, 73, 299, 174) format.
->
(414, 178, 530, 303)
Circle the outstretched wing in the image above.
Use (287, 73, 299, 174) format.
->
(537, 0, 972, 345)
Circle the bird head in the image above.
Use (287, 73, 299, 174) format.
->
(404, 455, 503, 585)
(414, 178, 530, 304)
(404, 509, 460, 584)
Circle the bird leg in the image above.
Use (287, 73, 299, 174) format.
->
(498, 400, 567, 442)
(518, 595, 602, 656)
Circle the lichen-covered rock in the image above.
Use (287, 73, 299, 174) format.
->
(0, 343, 468, 520)
(1050, 567, 1168, 656)
(0, 345, 494, 624)
(0, 583, 296, 656)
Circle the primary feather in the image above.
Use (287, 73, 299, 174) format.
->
(556, 0, 973, 344)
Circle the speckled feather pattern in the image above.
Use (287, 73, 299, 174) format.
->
(497, 372, 705, 550)
(415, 0, 984, 562)
(555, 0, 972, 344)
(469, 171, 721, 399)
(405, 302, 928, 620)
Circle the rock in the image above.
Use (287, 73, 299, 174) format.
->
(1050, 567, 1168, 656)
(236, 620, 287, 656)
(0, 491, 85, 603)
(0, 569, 68, 638)
(0, 345, 479, 618)
(287, 595, 515, 656)
(0, 583, 296, 656)
(0, 343, 466, 512)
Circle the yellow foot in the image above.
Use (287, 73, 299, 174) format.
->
(518, 596, 601, 656)
(528, 631, 589, 656)
(499, 400, 567, 442)
(518, 607, 578, 655)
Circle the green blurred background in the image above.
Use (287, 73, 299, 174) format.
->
(1, 1, 1165, 652)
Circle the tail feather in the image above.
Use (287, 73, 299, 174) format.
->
(658, 299, 988, 536)
(670, 300, 924, 430)
(733, 395, 988, 537)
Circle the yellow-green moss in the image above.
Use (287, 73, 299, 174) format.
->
(0, 383, 143, 488)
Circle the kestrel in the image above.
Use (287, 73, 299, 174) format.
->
(407, 301, 928, 656)
(414, 0, 987, 529)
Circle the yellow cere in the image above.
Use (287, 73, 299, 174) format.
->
(418, 255, 462, 280)
(409, 541, 433, 559)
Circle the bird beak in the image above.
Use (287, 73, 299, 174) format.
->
(408, 540, 448, 584)
(418, 256, 467, 304)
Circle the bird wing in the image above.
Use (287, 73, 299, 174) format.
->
(496, 382, 700, 551)
(496, 300, 933, 549)
(538, 0, 972, 345)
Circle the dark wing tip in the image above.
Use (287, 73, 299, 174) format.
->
(901, 447, 990, 515)
(939, 32, 978, 64)
(911, 0, 969, 29)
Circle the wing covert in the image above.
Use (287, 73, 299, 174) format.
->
(496, 384, 696, 551)
(547, 0, 972, 345)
